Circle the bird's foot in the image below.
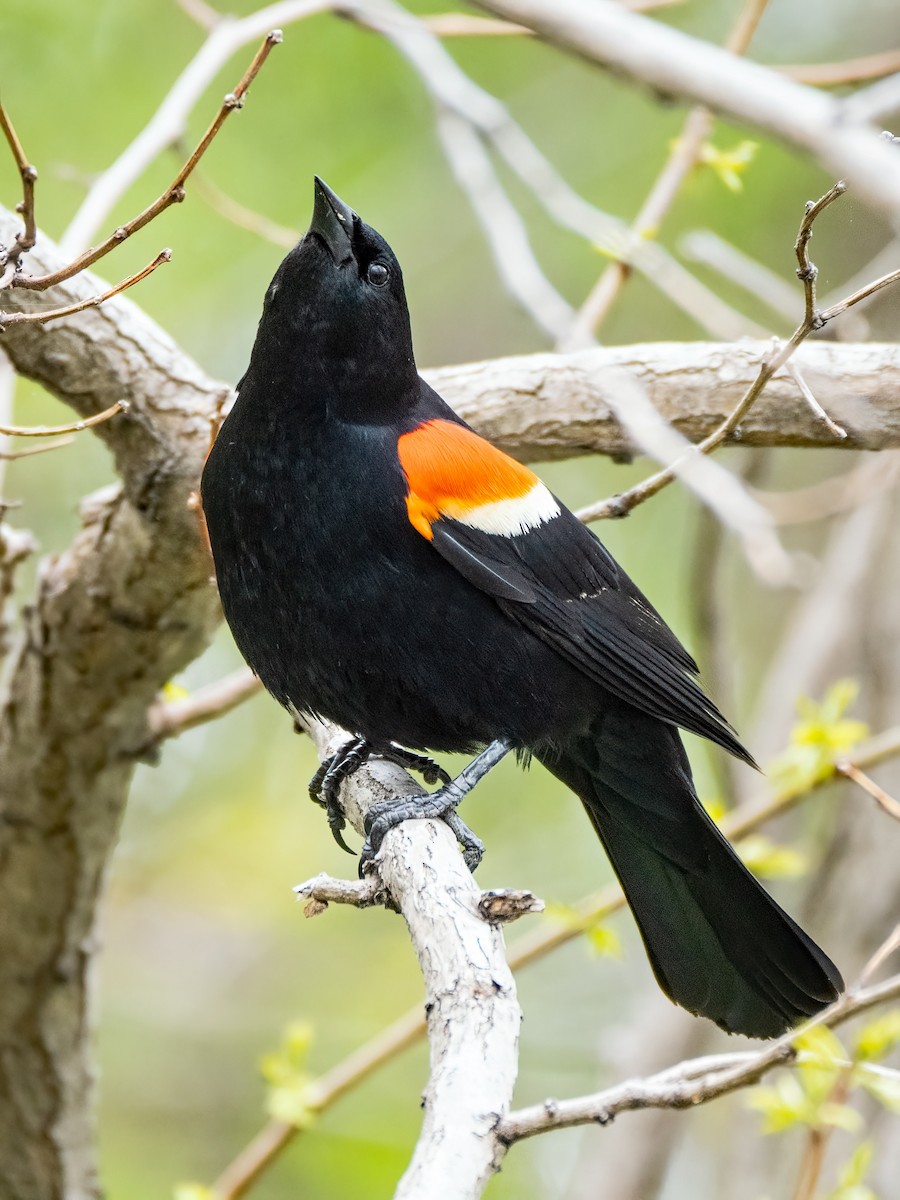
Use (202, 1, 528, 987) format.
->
(309, 739, 451, 855)
(360, 787, 485, 874)
(358, 737, 512, 875)
(376, 744, 451, 787)
(308, 736, 371, 855)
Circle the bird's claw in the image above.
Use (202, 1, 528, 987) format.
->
(309, 738, 452, 857)
(358, 787, 484, 875)
(308, 736, 371, 856)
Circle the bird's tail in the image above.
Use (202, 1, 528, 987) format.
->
(536, 708, 843, 1038)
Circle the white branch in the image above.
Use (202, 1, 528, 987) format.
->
(473, 0, 900, 228)
(492, 971, 900, 1152)
(299, 719, 524, 1200)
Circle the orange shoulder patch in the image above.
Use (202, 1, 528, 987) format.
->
(397, 419, 539, 540)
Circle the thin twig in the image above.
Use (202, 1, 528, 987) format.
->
(576, 181, 898, 524)
(562, 0, 770, 346)
(0, 251, 171, 329)
(860, 923, 900, 984)
(784, 49, 900, 88)
(146, 668, 263, 742)
(12, 32, 281, 292)
(836, 759, 900, 823)
(208, 721, 900, 1198)
(188, 165, 299, 248)
(495, 969, 900, 1145)
(0, 103, 38, 277)
(755, 454, 900, 525)
(0, 436, 75, 460)
(0, 400, 127, 439)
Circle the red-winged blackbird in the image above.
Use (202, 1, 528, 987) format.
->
(201, 178, 842, 1038)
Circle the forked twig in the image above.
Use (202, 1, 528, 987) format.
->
(10, 31, 282, 294)
(0, 251, 171, 331)
(577, 181, 900, 524)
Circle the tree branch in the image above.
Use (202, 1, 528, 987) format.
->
(297, 719, 525, 1200)
(0, 216, 223, 1199)
(494, 972, 900, 1149)
(473, 0, 900, 228)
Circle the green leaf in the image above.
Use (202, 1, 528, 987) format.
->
(768, 680, 869, 795)
(826, 1143, 878, 1200)
(747, 1074, 811, 1132)
(260, 1021, 317, 1129)
(855, 1009, 900, 1061)
(738, 835, 808, 879)
(697, 139, 758, 192)
(586, 924, 623, 958)
(855, 1064, 900, 1113)
(836, 1140, 873, 1189)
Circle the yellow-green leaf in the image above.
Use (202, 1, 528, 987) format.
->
(174, 1186, 214, 1200)
(739, 835, 808, 879)
(587, 924, 623, 958)
(267, 1083, 317, 1128)
(260, 1020, 317, 1128)
(768, 680, 869, 795)
(855, 1064, 900, 1113)
(827, 1141, 877, 1200)
(855, 1009, 900, 1061)
(697, 138, 758, 192)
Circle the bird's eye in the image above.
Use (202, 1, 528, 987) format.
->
(367, 262, 389, 287)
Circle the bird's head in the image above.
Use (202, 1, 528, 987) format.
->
(246, 178, 417, 419)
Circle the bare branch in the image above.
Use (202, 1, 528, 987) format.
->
(0, 250, 171, 328)
(784, 49, 900, 88)
(0, 400, 127, 439)
(209, 719, 900, 1197)
(563, 0, 771, 346)
(146, 667, 262, 744)
(495, 972, 900, 1146)
(0, 102, 38, 277)
(472, 0, 900, 227)
(292, 871, 384, 912)
(755, 454, 900, 526)
(837, 760, 900, 824)
(16, 32, 281, 291)
(188, 165, 299, 248)
(577, 183, 898, 523)
(0, 435, 74, 460)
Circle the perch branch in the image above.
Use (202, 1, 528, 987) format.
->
(209, 720, 900, 1198)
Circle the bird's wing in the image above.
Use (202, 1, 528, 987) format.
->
(397, 418, 752, 763)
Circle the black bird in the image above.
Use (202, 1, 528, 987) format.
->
(201, 178, 843, 1038)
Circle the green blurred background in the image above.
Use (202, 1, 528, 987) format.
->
(2, 1, 899, 1196)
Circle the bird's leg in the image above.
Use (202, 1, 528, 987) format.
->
(309, 736, 372, 854)
(360, 737, 512, 873)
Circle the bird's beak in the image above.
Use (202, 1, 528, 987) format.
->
(308, 177, 355, 265)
